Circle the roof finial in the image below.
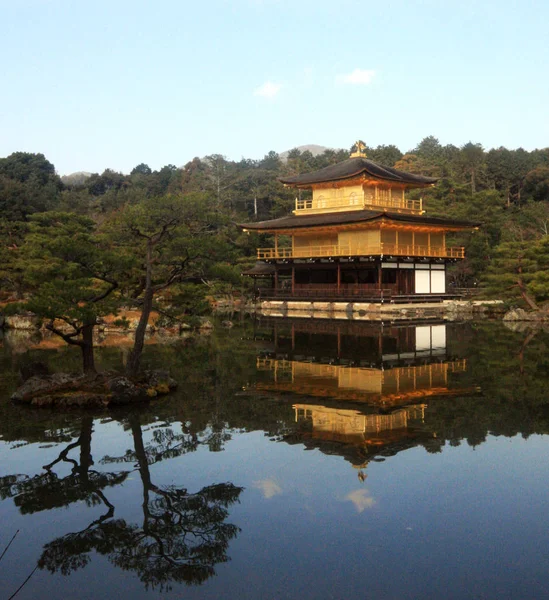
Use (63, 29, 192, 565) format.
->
(350, 140, 367, 158)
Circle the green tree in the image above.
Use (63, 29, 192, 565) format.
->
(523, 167, 549, 202)
(457, 142, 485, 194)
(369, 144, 403, 166)
(483, 235, 549, 309)
(130, 163, 152, 176)
(0, 219, 28, 299)
(106, 194, 226, 377)
(18, 212, 122, 373)
(414, 135, 443, 162)
(0, 151, 62, 220)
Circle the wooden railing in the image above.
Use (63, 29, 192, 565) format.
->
(295, 197, 358, 212)
(380, 244, 465, 259)
(294, 194, 423, 215)
(257, 243, 465, 260)
(364, 197, 423, 213)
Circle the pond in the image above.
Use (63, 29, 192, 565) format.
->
(1, 318, 549, 599)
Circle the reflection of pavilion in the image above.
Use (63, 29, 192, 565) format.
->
(255, 322, 467, 408)
(253, 321, 473, 471)
(284, 400, 435, 472)
(257, 358, 466, 407)
(294, 403, 426, 447)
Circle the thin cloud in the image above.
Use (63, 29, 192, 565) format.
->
(303, 66, 314, 87)
(336, 68, 376, 85)
(254, 80, 282, 98)
(345, 489, 376, 513)
(253, 478, 283, 499)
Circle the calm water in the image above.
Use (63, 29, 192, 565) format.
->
(1, 319, 549, 599)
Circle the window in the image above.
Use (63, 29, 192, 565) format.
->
(295, 270, 310, 284)
(378, 188, 390, 203)
(311, 269, 337, 284)
(341, 270, 357, 284)
(382, 269, 397, 284)
(358, 269, 377, 284)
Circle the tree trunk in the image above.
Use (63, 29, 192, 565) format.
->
(129, 413, 153, 530)
(81, 323, 96, 374)
(78, 417, 94, 486)
(517, 278, 539, 311)
(126, 243, 154, 378)
(15, 280, 24, 300)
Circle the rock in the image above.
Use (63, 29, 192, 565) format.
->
(30, 391, 111, 408)
(199, 318, 214, 330)
(19, 361, 50, 381)
(144, 369, 178, 394)
(39, 319, 74, 334)
(503, 308, 535, 322)
(221, 320, 233, 328)
(5, 314, 41, 331)
(11, 373, 79, 403)
(11, 371, 164, 407)
(107, 376, 148, 404)
(503, 320, 533, 333)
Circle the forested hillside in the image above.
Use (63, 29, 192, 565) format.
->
(1, 137, 549, 307)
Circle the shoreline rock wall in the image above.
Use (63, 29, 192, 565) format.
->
(255, 299, 506, 321)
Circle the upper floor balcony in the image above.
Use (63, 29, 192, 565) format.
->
(257, 243, 465, 260)
(294, 189, 423, 216)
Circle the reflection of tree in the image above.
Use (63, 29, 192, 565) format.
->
(37, 414, 243, 590)
(0, 416, 126, 516)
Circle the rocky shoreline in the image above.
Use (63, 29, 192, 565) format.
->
(11, 368, 178, 408)
(253, 299, 507, 321)
(0, 311, 217, 335)
(0, 311, 222, 408)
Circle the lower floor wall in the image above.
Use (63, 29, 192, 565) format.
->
(266, 260, 447, 296)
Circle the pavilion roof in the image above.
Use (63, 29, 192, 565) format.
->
(279, 157, 437, 187)
(239, 210, 479, 232)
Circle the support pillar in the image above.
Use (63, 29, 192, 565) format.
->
(337, 262, 341, 294)
(291, 265, 295, 295)
(377, 260, 382, 290)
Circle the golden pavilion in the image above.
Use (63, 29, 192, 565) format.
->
(241, 142, 478, 301)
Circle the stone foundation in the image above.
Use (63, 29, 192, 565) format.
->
(258, 299, 504, 320)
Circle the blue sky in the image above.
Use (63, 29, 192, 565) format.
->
(1, 0, 548, 175)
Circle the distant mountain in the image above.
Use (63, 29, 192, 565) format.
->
(61, 171, 92, 186)
(279, 144, 331, 161)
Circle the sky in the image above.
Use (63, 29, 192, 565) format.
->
(1, 0, 548, 175)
